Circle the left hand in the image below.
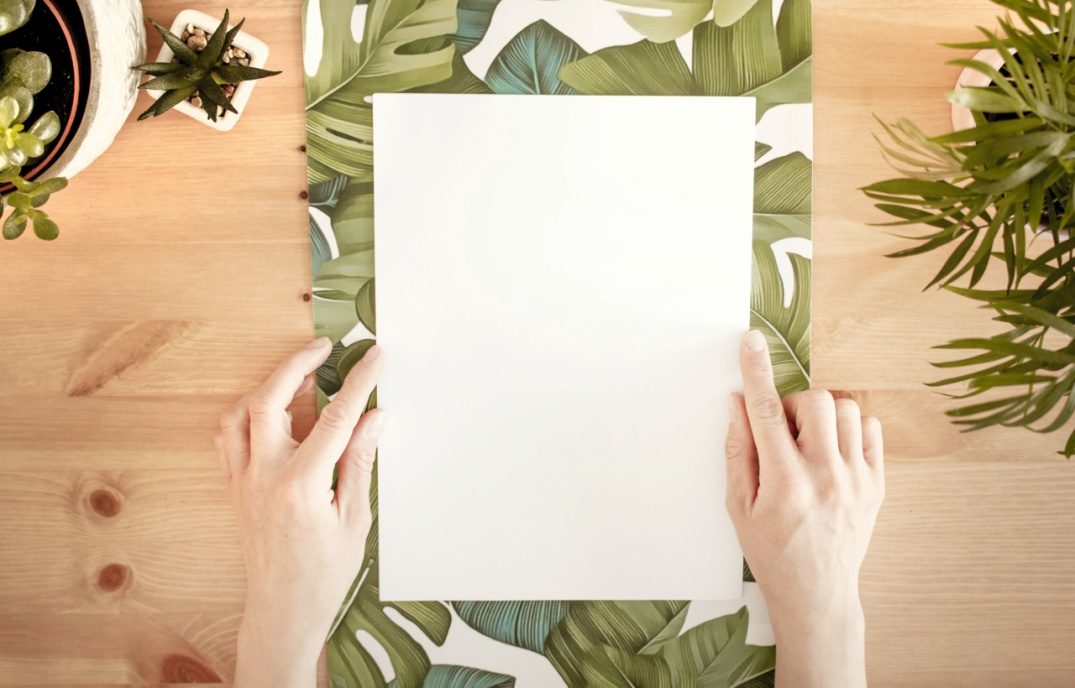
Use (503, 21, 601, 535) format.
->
(215, 338, 386, 688)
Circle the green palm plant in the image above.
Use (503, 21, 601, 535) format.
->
(863, 0, 1075, 457)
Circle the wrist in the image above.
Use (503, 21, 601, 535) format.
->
(234, 607, 324, 688)
(768, 590, 867, 688)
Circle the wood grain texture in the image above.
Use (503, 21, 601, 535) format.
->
(0, 0, 1072, 686)
(814, 1, 1075, 687)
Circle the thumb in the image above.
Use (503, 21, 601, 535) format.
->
(725, 392, 759, 519)
(335, 409, 388, 525)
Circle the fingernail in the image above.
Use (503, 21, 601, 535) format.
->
(728, 394, 739, 424)
(306, 337, 331, 351)
(745, 330, 766, 352)
(363, 344, 382, 361)
(364, 411, 387, 439)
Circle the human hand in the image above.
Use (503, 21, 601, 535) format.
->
(725, 330, 884, 688)
(215, 338, 386, 688)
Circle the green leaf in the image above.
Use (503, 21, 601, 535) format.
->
(13, 131, 41, 158)
(27, 110, 60, 145)
(32, 215, 58, 240)
(391, 665, 515, 688)
(692, 8, 812, 119)
(311, 213, 332, 277)
(410, 52, 493, 94)
(0, 93, 17, 126)
(947, 87, 1025, 114)
(747, 55, 812, 120)
(305, 0, 456, 110)
(304, 0, 364, 105)
(658, 607, 774, 686)
(452, 601, 571, 654)
(337, 339, 378, 380)
(776, 0, 811, 71)
(578, 645, 674, 688)
(317, 340, 346, 397)
(215, 64, 283, 83)
(132, 61, 183, 76)
(196, 10, 231, 72)
(485, 20, 587, 95)
(610, 0, 711, 43)
(199, 78, 238, 114)
(751, 243, 811, 396)
(559, 40, 697, 96)
(309, 174, 350, 208)
(753, 213, 810, 242)
(544, 601, 688, 687)
(755, 152, 811, 213)
(713, 0, 762, 27)
(3, 50, 51, 94)
(148, 17, 198, 65)
(140, 67, 196, 92)
(0, 0, 33, 37)
(2, 210, 26, 239)
(453, 0, 503, 54)
(356, 278, 377, 335)
(314, 295, 361, 343)
(137, 84, 197, 120)
(0, 82, 32, 124)
(306, 101, 374, 179)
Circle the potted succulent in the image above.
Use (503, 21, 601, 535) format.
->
(863, 0, 1075, 457)
(0, 0, 146, 240)
(0, 0, 81, 239)
(134, 9, 279, 131)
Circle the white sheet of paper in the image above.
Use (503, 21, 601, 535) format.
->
(374, 94, 754, 601)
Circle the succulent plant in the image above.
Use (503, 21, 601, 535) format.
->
(132, 9, 281, 122)
(0, 0, 34, 37)
(0, 45, 67, 241)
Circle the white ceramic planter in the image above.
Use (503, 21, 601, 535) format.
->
(144, 9, 270, 132)
(42, 0, 146, 181)
(951, 48, 1011, 131)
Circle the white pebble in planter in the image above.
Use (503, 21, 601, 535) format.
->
(145, 9, 270, 131)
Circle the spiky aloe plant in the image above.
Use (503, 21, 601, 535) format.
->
(132, 9, 280, 122)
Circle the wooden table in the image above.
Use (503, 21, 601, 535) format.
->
(0, 0, 1072, 685)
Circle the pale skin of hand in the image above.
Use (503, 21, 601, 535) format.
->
(726, 330, 885, 688)
(215, 338, 386, 688)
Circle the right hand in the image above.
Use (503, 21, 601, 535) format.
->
(725, 330, 884, 687)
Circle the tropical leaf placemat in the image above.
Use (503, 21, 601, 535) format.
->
(302, 1, 811, 685)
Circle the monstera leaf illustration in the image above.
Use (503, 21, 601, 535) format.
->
(303, 0, 458, 182)
(304, 1, 811, 685)
(560, 0, 811, 120)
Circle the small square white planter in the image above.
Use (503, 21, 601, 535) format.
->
(144, 9, 270, 131)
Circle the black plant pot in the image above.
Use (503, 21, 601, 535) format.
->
(0, 0, 92, 193)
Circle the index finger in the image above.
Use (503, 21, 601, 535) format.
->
(295, 345, 384, 485)
(247, 338, 333, 456)
(739, 330, 799, 470)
